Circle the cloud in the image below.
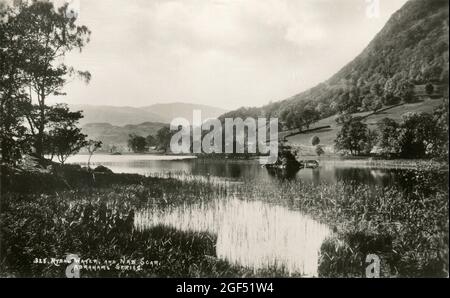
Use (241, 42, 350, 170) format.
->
(53, 0, 408, 109)
(135, 0, 329, 57)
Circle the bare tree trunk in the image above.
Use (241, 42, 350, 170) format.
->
(35, 90, 46, 158)
(88, 152, 93, 169)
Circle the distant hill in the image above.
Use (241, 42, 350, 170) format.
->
(141, 103, 228, 123)
(81, 122, 167, 152)
(72, 103, 228, 126)
(220, 0, 449, 130)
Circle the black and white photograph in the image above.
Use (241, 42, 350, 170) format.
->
(0, 0, 448, 285)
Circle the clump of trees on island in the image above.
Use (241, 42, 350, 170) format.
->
(0, 2, 98, 166)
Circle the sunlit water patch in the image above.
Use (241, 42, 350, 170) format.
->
(134, 197, 331, 276)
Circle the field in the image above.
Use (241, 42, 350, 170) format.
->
(286, 99, 445, 152)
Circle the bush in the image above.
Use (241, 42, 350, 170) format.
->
(311, 136, 320, 146)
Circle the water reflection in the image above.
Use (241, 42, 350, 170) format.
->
(134, 197, 331, 276)
(66, 154, 434, 189)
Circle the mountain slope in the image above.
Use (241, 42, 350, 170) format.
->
(71, 105, 165, 126)
(221, 0, 449, 130)
(328, 0, 448, 87)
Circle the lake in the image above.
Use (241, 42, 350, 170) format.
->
(65, 154, 441, 276)
(66, 154, 423, 188)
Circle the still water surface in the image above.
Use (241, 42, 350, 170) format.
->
(66, 154, 425, 276)
(135, 197, 331, 276)
(67, 154, 414, 187)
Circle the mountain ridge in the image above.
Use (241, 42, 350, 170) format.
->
(72, 102, 228, 126)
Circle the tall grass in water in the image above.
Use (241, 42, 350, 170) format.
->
(233, 168, 448, 277)
(1, 165, 448, 277)
(0, 171, 290, 277)
(0, 187, 277, 277)
(135, 197, 330, 277)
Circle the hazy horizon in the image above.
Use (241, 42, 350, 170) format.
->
(68, 101, 229, 110)
(44, 0, 409, 110)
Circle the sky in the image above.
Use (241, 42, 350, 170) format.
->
(46, 0, 409, 110)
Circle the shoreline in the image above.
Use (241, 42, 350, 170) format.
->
(69, 153, 448, 170)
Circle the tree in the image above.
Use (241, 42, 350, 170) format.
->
(146, 135, 157, 147)
(316, 102, 332, 118)
(377, 108, 448, 159)
(372, 99, 383, 112)
(422, 65, 443, 83)
(382, 93, 401, 106)
(49, 126, 87, 164)
(1, 2, 92, 166)
(109, 145, 118, 154)
(315, 145, 325, 157)
(336, 91, 359, 114)
(396, 79, 415, 103)
(397, 112, 442, 158)
(335, 118, 372, 155)
(128, 134, 147, 153)
(285, 110, 296, 129)
(362, 94, 383, 112)
(45, 104, 87, 164)
(300, 107, 319, 130)
(9, 2, 91, 157)
(362, 95, 373, 111)
(377, 118, 401, 156)
(335, 113, 352, 125)
(383, 77, 402, 105)
(425, 83, 435, 96)
(370, 82, 383, 97)
(429, 102, 449, 159)
(156, 126, 173, 153)
(311, 136, 320, 146)
(363, 129, 378, 155)
(0, 5, 29, 165)
(86, 140, 102, 169)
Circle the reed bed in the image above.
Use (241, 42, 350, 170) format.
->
(0, 165, 448, 277)
(135, 197, 331, 277)
(232, 168, 448, 277)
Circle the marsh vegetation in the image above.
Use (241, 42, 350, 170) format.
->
(1, 161, 447, 277)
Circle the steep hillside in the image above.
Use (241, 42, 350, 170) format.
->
(221, 0, 449, 131)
